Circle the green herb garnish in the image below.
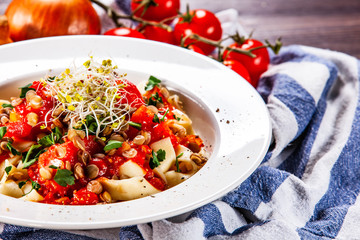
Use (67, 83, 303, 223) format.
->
(18, 181, 27, 189)
(104, 140, 123, 152)
(7, 142, 20, 155)
(19, 83, 36, 98)
(38, 127, 64, 147)
(148, 92, 163, 107)
(31, 180, 41, 191)
(153, 114, 160, 124)
(2, 103, 13, 109)
(86, 115, 99, 134)
(128, 121, 142, 130)
(145, 75, 161, 91)
(21, 180, 41, 196)
(149, 149, 166, 169)
(5, 166, 12, 175)
(153, 109, 168, 124)
(0, 126, 7, 140)
(175, 153, 184, 172)
(22, 144, 46, 168)
(161, 109, 169, 122)
(53, 169, 75, 187)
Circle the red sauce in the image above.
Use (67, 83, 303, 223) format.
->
(0, 153, 10, 165)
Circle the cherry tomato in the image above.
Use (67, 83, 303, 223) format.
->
(224, 39, 270, 87)
(223, 60, 252, 85)
(131, 0, 180, 23)
(140, 25, 175, 45)
(104, 27, 146, 39)
(174, 9, 222, 55)
(187, 45, 205, 55)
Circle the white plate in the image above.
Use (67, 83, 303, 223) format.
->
(0, 35, 271, 229)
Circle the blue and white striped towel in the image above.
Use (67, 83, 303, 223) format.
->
(1, 44, 360, 240)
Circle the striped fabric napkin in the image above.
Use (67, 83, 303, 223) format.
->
(118, 46, 360, 240)
(2, 1, 360, 239)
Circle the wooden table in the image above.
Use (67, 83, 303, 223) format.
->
(2, 0, 360, 58)
(184, 0, 360, 58)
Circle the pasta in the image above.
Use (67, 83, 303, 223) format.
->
(0, 58, 208, 205)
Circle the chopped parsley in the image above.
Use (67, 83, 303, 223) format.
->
(128, 121, 142, 130)
(148, 92, 163, 106)
(5, 166, 12, 175)
(21, 180, 41, 196)
(175, 153, 184, 172)
(53, 168, 75, 187)
(0, 126, 6, 140)
(22, 144, 46, 168)
(161, 109, 169, 121)
(149, 149, 166, 169)
(153, 109, 169, 124)
(31, 180, 41, 191)
(153, 114, 160, 124)
(38, 127, 64, 147)
(19, 83, 36, 98)
(18, 181, 27, 189)
(7, 142, 20, 155)
(145, 75, 161, 91)
(2, 103, 13, 109)
(104, 140, 123, 152)
(76, 115, 99, 135)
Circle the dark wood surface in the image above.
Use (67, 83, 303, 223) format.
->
(1, 0, 360, 58)
(184, 0, 360, 58)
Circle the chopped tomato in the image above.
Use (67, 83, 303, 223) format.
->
(127, 105, 155, 138)
(152, 122, 179, 146)
(71, 188, 99, 205)
(38, 141, 78, 169)
(6, 121, 32, 139)
(130, 105, 155, 129)
(117, 79, 145, 108)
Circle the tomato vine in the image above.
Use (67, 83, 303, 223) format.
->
(90, 0, 282, 87)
